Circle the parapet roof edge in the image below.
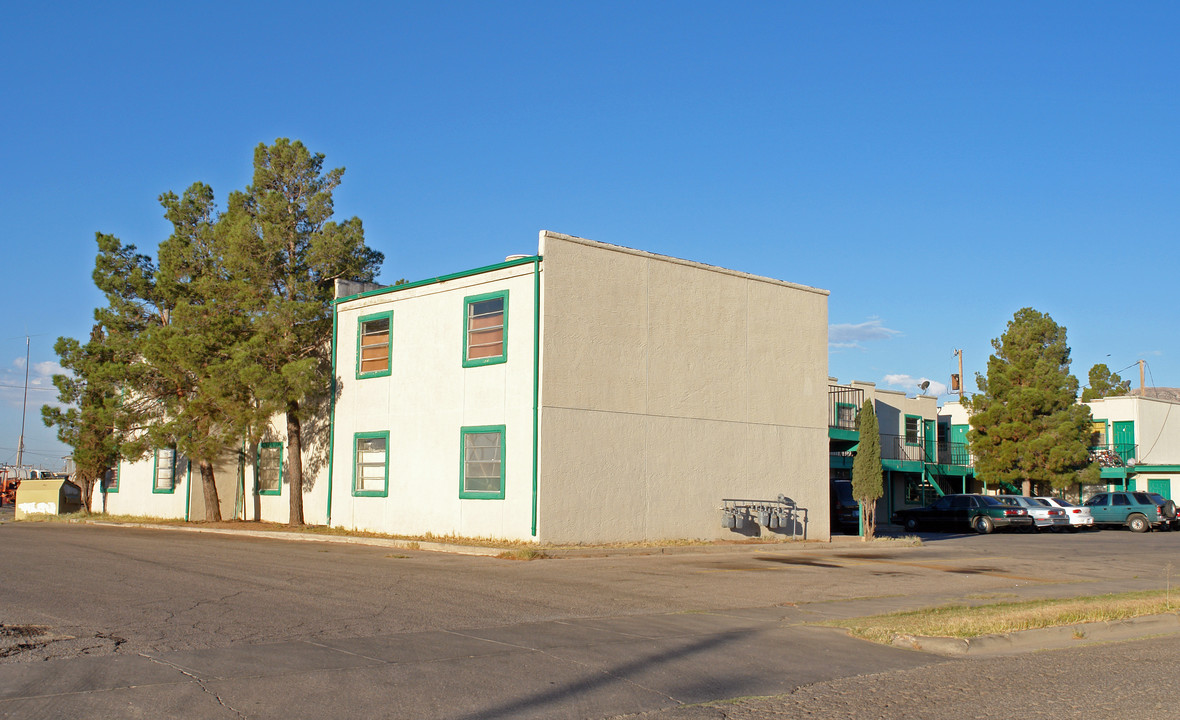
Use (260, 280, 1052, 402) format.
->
(541, 230, 830, 297)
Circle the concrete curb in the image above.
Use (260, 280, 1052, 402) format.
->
(890, 613, 1180, 656)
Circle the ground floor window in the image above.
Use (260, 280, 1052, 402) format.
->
(153, 448, 176, 493)
(103, 466, 119, 493)
(460, 425, 505, 499)
(353, 432, 389, 497)
(256, 442, 283, 495)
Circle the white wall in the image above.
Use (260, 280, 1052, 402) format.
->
(330, 261, 538, 539)
(92, 451, 192, 518)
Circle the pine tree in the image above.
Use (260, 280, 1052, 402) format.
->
(223, 139, 383, 525)
(851, 399, 883, 540)
(42, 325, 121, 511)
(966, 308, 1099, 495)
(1081, 363, 1131, 402)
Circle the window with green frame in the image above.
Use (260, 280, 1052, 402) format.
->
(357, 311, 393, 378)
(904, 415, 921, 446)
(835, 402, 857, 429)
(103, 465, 119, 494)
(353, 431, 390, 497)
(460, 425, 505, 499)
(153, 448, 176, 493)
(256, 442, 283, 496)
(463, 291, 508, 367)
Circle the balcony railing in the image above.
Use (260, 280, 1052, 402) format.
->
(828, 384, 864, 430)
(877, 434, 973, 467)
(1089, 443, 1137, 468)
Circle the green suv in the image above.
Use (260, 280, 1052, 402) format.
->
(1082, 492, 1166, 533)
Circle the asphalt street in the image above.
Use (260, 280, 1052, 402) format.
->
(2, 518, 1179, 718)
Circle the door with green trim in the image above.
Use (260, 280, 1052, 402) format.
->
(1149, 479, 1171, 500)
(924, 420, 936, 463)
(1113, 421, 1135, 462)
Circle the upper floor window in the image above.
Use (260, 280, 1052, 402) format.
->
(904, 416, 921, 446)
(357, 312, 393, 378)
(463, 291, 508, 367)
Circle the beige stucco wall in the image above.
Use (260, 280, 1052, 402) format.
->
(330, 262, 538, 539)
(536, 232, 829, 543)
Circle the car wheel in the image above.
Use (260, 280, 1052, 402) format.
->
(905, 517, 919, 532)
(1128, 514, 1149, 533)
(973, 515, 994, 534)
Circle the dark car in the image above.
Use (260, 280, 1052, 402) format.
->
(830, 480, 860, 534)
(1084, 491, 1167, 532)
(891, 494, 1033, 534)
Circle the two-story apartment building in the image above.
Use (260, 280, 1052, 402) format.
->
(828, 380, 975, 528)
(96, 231, 833, 543)
(1085, 390, 1180, 500)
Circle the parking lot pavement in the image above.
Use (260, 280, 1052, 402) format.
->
(2, 522, 1178, 719)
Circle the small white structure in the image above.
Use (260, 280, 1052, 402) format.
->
(329, 231, 831, 542)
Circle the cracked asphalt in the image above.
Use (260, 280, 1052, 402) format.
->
(1, 520, 1179, 718)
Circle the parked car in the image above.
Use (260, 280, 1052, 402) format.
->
(1034, 496, 1094, 530)
(1146, 493, 1179, 530)
(891, 494, 1033, 534)
(995, 495, 1070, 531)
(830, 480, 860, 535)
(1082, 492, 1166, 532)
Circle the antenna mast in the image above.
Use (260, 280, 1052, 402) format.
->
(17, 336, 29, 468)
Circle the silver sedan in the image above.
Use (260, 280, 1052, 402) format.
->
(1035, 496, 1095, 530)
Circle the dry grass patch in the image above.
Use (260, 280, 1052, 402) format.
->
(827, 590, 1180, 643)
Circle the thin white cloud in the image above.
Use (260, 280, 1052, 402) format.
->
(829, 318, 902, 349)
(882, 374, 949, 397)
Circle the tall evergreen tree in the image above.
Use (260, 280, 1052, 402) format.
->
(224, 139, 383, 525)
(89, 184, 266, 521)
(966, 308, 1099, 495)
(42, 325, 122, 511)
(851, 399, 883, 540)
(1081, 363, 1131, 402)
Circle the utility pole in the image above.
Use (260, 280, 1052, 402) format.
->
(1140, 359, 1145, 391)
(952, 349, 964, 400)
(16, 336, 29, 468)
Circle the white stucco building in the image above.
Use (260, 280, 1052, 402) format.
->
(93, 231, 832, 543)
(329, 231, 831, 542)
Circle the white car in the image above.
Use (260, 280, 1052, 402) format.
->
(995, 495, 1070, 531)
(1035, 496, 1095, 530)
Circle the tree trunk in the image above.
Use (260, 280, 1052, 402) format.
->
(199, 460, 221, 522)
(287, 402, 304, 526)
(79, 474, 95, 514)
(1021, 479, 1032, 496)
(863, 502, 876, 541)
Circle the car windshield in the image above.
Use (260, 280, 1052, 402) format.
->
(1033, 498, 1052, 506)
(978, 496, 1004, 506)
(1047, 498, 1075, 507)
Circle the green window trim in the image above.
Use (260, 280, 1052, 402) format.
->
(353, 431, 390, 497)
(904, 415, 922, 446)
(356, 311, 393, 379)
(105, 464, 120, 494)
(460, 425, 506, 499)
(835, 402, 857, 428)
(463, 290, 508, 368)
(152, 447, 177, 494)
(255, 441, 283, 496)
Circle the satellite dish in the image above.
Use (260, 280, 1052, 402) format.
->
(918, 380, 930, 393)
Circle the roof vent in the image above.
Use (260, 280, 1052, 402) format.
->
(505, 254, 529, 261)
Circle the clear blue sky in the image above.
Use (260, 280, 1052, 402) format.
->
(2, 2, 1177, 468)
